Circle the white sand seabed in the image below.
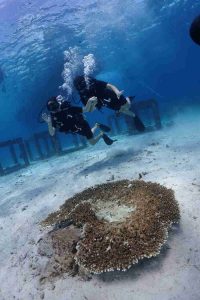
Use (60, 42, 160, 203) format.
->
(0, 109, 200, 300)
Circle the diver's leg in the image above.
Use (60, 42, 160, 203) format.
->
(91, 123, 99, 134)
(120, 103, 145, 132)
(89, 132, 116, 146)
(92, 123, 111, 133)
(120, 108, 136, 117)
(88, 132, 104, 145)
(89, 124, 105, 145)
(84, 122, 115, 146)
(119, 101, 136, 117)
(80, 121, 103, 146)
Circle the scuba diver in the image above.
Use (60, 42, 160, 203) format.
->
(42, 96, 115, 146)
(190, 15, 200, 46)
(73, 75, 145, 132)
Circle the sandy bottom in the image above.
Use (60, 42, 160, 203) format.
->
(0, 108, 200, 300)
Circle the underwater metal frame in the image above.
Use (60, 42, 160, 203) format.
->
(0, 99, 161, 176)
(0, 138, 29, 176)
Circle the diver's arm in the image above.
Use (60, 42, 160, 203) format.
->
(42, 113, 56, 136)
(47, 119, 56, 136)
(106, 83, 124, 99)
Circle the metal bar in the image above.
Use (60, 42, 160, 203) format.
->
(0, 163, 4, 176)
(107, 115, 121, 135)
(34, 134, 44, 160)
(19, 141, 30, 166)
(3, 164, 22, 175)
(43, 137, 51, 156)
(0, 140, 12, 147)
(79, 136, 87, 147)
(9, 144, 18, 165)
(72, 134, 79, 148)
(134, 99, 162, 130)
(24, 140, 33, 161)
(151, 100, 162, 129)
(124, 115, 137, 135)
(0, 138, 23, 147)
(50, 135, 62, 155)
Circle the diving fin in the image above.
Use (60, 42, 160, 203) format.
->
(102, 134, 117, 145)
(98, 123, 111, 132)
(134, 115, 145, 132)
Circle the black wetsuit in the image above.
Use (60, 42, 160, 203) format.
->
(50, 101, 93, 140)
(74, 76, 127, 111)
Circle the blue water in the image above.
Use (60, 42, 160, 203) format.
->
(0, 0, 199, 142)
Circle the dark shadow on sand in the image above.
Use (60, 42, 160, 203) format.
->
(77, 148, 144, 176)
(0, 183, 55, 217)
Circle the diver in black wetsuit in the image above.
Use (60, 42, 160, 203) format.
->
(190, 15, 200, 46)
(42, 96, 115, 146)
(73, 75, 145, 132)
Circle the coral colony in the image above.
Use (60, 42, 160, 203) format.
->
(39, 180, 180, 279)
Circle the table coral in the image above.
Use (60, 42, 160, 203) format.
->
(41, 180, 180, 276)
